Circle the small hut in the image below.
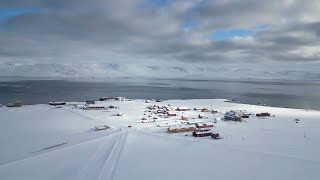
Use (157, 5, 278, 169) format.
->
(181, 115, 188, 120)
(95, 125, 110, 131)
(201, 108, 209, 112)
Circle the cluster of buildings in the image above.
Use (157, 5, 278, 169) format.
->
(0, 101, 23, 107)
(6, 101, 23, 107)
(141, 103, 220, 139)
(223, 110, 272, 121)
(167, 122, 220, 139)
(99, 96, 126, 101)
(144, 104, 191, 119)
(48, 96, 126, 111)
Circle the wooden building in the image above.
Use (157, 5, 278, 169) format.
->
(167, 126, 196, 133)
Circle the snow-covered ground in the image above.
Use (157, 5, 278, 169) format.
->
(1, 99, 320, 180)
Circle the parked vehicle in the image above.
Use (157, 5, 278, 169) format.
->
(211, 133, 221, 139)
(95, 125, 110, 131)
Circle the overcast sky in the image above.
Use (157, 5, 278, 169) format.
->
(0, 0, 319, 66)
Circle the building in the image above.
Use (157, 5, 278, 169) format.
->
(236, 110, 250, 118)
(49, 101, 66, 106)
(256, 112, 271, 117)
(85, 104, 108, 110)
(193, 128, 213, 137)
(167, 125, 196, 133)
(86, 101, 95, 105)
(167, 111, 177, 117)
(177, 107, 190, 111)
(201, 108, 209, 112)
(137, 119, 154, 123)
(115, 97, 126, 101)
(187, 120, 204, 125)
(181, 115, 188, 120)
(195, 122, 214, 128)
(7, 101, 23, 107)
(198, 114, 206, 119)
(99, 96, 115, 101)
(77, 105, 87, 109)
(224, 110, 242, 121)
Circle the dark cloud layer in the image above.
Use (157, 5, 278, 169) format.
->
(0, 0, 319, 65)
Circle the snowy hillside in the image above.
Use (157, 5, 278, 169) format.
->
(0, 62, 319, 80)
(1, 99, 320, 180)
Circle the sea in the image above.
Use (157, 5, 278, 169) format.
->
(0, 77, 320, 110)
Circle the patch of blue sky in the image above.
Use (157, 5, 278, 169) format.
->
(0, 7, 38, 22)
(210, 24, 270, 41)
(140, 0, 169, 8)
(211, 29, 255, 41)
(180, 21, 200, 30)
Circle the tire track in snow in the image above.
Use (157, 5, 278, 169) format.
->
(98, 130, 127, 180)
(0, 130, 122, 168)
(78, 134, 118, 180)
(63, 107, 122, 128)
(77, 130, 127, 180)
(107, 130, 127, 180)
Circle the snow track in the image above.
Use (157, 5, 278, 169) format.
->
(64, 107, 123, 128)
(0, 130, 121, 168)
(78, 130, 127, 180)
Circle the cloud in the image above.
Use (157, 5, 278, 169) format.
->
(0, 0, 319, 72)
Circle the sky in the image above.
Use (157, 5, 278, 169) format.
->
(0, 0, 319, 73)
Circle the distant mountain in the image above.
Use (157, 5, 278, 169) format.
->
(0, 62, 319, 80)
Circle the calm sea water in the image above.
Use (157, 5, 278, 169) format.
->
(0, 78, 320, 110)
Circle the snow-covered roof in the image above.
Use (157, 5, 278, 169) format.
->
(167, 111, 176, 114)
(168, 125, 195, 130)
(194, 129, 212, 134)
(196, 122, 214, 127)
(187, 120, 204, 124)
